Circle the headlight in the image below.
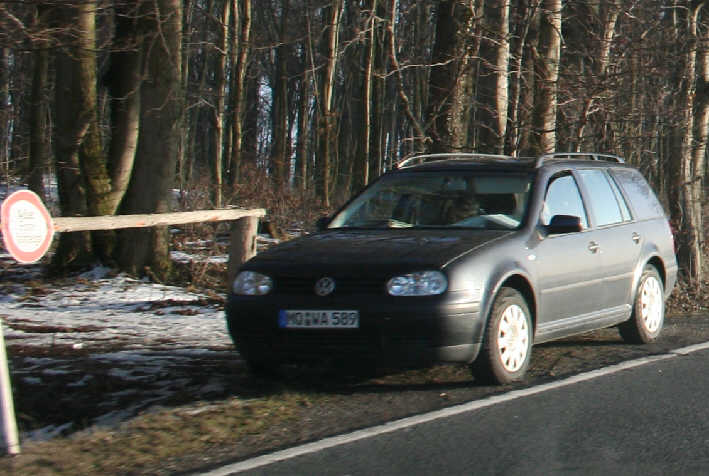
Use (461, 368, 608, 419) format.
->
(233, 271, 273, 295)
(387, 271, 448, 296)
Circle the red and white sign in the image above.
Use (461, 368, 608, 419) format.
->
(0, 190, 54, 264)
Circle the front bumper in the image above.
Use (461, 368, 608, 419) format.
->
(225, 291, 484, 366)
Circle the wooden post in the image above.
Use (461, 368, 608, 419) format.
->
(227, 215, 260, 287)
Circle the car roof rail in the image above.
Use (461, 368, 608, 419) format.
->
(396, 153, 518, 169)
(535, 152, 625, 167)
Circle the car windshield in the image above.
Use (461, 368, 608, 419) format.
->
(329, 171, 533, 230)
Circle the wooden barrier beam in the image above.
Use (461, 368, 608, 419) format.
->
(52, 208, 266, 233)
(48, 208, 267, 287)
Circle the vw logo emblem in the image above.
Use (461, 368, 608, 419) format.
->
(314, 277, 336, 296)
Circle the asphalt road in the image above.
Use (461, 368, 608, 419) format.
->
(202, 342, 709, 476)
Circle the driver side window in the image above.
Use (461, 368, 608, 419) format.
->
(541, 174, 589, 229)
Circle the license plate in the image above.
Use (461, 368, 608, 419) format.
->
(278, 310, 359, 329)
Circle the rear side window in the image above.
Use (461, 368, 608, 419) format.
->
(577, 169, 629, 226)
(609, 168, 666, 220)
(607, 174, 632, 221)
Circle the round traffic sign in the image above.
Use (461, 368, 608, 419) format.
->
(0, 190, 54, 264)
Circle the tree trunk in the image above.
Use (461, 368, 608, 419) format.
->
(270, 0, 291, 188)
(355, 0, 378, 192)
(317, 0, 343, 208)
(388, 0, 426, 153)
(372, 0, 388, 177)
(211, 0, 231, 208)
(53, 56, 93, 269)
(117, 0, 183, 280)
(478, 0, 511, 154)
(0, 47, 9, 176)
(574, 0, 620, 151)
(676, 3, 706, 289)
(295, 60, 312, 193)
(493, 0, 511, 154)
(52, 2, 142, 269)
(51, 4, 97, 270)
(507, 0, 536, 156)
(71, 1, 111, 218)
(228, 0, 252, 186)
(530, 0, 561, 154)
(106, 7, 143, 213)
(426, 0, 478, 154)
(28, 6, 50, 201)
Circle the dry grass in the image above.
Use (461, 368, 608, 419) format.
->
(0, 392, 309, 475)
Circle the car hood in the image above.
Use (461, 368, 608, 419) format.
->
(244, 229, 510, 274)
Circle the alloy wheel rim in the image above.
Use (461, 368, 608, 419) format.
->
(497, 304, 530, 372)
(640, 276, 663, 333)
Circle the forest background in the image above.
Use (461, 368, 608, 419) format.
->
(0, 0, 707, 290)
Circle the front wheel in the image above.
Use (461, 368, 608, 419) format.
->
(472, 287, 533, 385)
(619, 266, 664, 344)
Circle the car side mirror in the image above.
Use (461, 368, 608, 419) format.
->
(316, 216, 331, 231)
(545, 214, 583, 234)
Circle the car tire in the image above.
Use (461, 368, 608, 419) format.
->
(619, 265, 664, 344)
(472, 287, 532, 385)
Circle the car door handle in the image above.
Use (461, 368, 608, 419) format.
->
(588, 241, 600, 253)
(632, 232, 641, 244)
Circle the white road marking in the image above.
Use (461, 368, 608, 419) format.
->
(669, 340, 709, 355)
(196, 342, 709, 475)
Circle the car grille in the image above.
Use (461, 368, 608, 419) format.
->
(274, 276, 385, 296)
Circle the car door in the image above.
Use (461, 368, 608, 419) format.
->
(531, 173, 609, 332)
(576, 168, 640, 315)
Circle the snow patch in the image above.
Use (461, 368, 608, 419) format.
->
(1, 262, 239, 441)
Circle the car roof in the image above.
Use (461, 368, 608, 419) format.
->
(394, 152, 626, 173)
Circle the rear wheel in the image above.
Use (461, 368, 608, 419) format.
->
(472, 287, 532, 385)
(619, 266, 664, 344)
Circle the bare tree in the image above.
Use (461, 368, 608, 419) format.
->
(28, 5, 51, 201)
(228, 0, 252, 185)
(270, 0, 291, 188)
(49, 1, 143, 269)
(530, 0, 561, 154)
(675, 1, 707, 288)
(117, 0, 184, 279)
(52, 2, 102, 268)
(210, 0, 231, 208)
(478, 0, 513, 154)
(316, 0, 343, 208)
(0, 46, 9, 179)
(105, 2, 143, 214)
(426, 0, 479, 153)
(506, 0, 538, 156)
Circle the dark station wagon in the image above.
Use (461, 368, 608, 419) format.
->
(226, 153, 678, 384)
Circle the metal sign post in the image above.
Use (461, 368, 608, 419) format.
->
(0, 321, 19, 455)
(0, 190, 52, 455)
